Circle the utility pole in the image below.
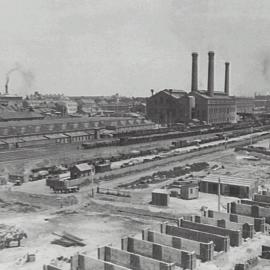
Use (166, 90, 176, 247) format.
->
(91, 166, 95, 198)
(218, 177, 221, 212)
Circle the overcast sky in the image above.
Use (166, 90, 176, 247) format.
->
(0, 0, 270, 97)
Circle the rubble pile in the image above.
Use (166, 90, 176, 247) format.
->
(0, 224, 27, 249)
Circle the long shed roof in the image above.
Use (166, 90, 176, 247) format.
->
(201, 174, 258, 188)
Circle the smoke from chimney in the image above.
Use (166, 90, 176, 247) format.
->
(5, 64, 34, 95)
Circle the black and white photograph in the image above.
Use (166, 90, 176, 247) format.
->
(1, 1, 270, 269)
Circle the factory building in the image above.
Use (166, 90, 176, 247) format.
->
(190, 52, 236, 124)
(146, 51, 237, 125)
(234, 97, 255, 114)
(146, 89, 192, 125)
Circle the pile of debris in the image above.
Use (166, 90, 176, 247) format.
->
(0, 224, 27, 249)
(51, 231, 85, 247)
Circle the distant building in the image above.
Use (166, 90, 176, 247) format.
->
(0, 94, 23, 108)
(234, 96, 254, 114)
(191, 90, 236, 124)
(146, 89, 191, 125)
(146, 52, 237, 125)
(56, 100, 78, 115)
(254, 94, 269, 112)
(99, 102, 131, 113)
(70, 163, 94, 179)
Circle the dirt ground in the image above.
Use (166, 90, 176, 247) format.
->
(1, 139, 270, 269)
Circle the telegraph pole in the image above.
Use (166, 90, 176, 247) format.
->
(91, 166, 95, 198)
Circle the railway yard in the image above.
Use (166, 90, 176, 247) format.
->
(1, 126, 270, 270)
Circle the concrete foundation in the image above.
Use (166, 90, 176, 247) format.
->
(98, 246, 176, 270)
(205, 210, 265, 233)
(160, 222, 230, 252)
(191, 215, 253, 239)
(142, 228, 213, 262)
(228, 202, 270, 224)
(121, 236, 196, 269)
(178, 218, 242, 247)
(71, 254, 130, 270)
(253, 194, 270, 204)
(241, 199, 270, 208)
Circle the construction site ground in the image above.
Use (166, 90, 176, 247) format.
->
(1, 139, 270, 269)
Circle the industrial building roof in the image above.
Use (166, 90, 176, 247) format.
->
(2, 137, 24, 143)
(195, 90, 233, 100)
(201, 174, 258, 188)
(0, 116, 133, 128)
(152, 189, 170, 194)
(0, 111, 44, 121)
(44, 133, 68, 139)
(64, 131, 89, 137)
(74, 163, 93, 172)
(21, 135, 48, 142)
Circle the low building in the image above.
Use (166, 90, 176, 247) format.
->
(70, 163, 94, 179)
(180, 182, 199, 200)
(64, 131, 95, 143)
(0, 94, 23, 108)
(44, 133, 69, 144)
(0, 111, 44, 121)
(151, 189, 170, 206)
(199, 174, 259, 199)
(17, 135, 52, 148)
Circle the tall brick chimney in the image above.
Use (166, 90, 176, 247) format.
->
(191, 52, 198, 92)
(224, 62, 230, 96)
(207, 51, 215, 97)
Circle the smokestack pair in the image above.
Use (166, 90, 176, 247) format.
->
(191, 52, 230, 96)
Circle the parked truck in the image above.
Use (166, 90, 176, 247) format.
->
(46, 178, 80, 193)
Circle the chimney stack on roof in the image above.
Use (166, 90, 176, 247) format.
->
(224, 62, 230, 96)
(207, 51, 215, 97)
(191, 52, 198, 92)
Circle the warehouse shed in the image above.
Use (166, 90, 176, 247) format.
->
(200, 174, 259, 199)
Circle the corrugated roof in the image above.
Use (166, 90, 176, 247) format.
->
(64, 131, 89, 137)
(22, 135, 48, 142)
(0, 111, 44, 120)
(201, 174, 258, 187)
(44, 133, 68, 139)
(2, 137, 24, 143)
(74, 163, 93, 172)
(0, 116, 133, 128)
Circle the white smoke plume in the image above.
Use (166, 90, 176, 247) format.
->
(5, 63, 35, 95)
